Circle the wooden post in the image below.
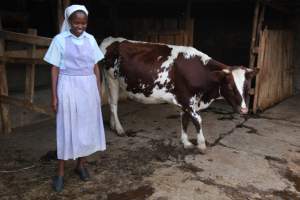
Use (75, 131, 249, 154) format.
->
(184, 0, 193, 46)
(24, 29, 36, 103)
(0, 17, 12, 134)
(249, 0, 265, 112)
(249, 0, 260, 69)
(57, 0, 70, 32)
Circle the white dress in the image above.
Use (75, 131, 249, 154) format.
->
(44, 31, 106, 160)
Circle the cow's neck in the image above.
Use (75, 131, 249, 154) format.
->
(206, 59, 228, 71)
(202, 85, 222, 104)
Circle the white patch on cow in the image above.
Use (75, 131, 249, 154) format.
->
(180, 113, 193, 148)
(232, 68, 247, 109)
(100, 37, 126, 55)
(217, 88, 223, 99)
(222, 69, 230, 74)
(123, 84, 179, 106)
(197, 129, 206, 151)
(189, 95, 214, 111)
(155, 69, 170, 85)
(181, 130, 194, 148)
(176, 45, 210, 64)
(199, 100, 214, 110)
(164, 45, 211, 68)
(106, 68, 125, 135)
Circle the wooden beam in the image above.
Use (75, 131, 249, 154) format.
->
(24, 29, 37, 103)
(0, 17, 12, 134)
(0, 30, 51, 46)
(4, 49, 47, 59)
(0, 95, 54, 117)
(0, 56, 46, 65)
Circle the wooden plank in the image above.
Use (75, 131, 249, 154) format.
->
(4, 49, 47, 58)
(254, 29, 294, 112)
(0, 17, 12, 134)
(252, 47, 259, 54)
(24, 29, 36, 103)
(253, 29, 266, 113)
(249, 0, 260, 69)
(0, 56, 45, 64)
(0, 30, 51, 46)
(257, 4, 265, 46)
(0, 95, 54, 117)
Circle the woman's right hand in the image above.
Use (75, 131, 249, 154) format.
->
(52, 97, 58, 113)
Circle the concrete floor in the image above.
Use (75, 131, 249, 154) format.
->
(0, 94, 300, 200)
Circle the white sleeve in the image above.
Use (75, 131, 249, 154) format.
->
(91, 36, 104, 64)
(43, 36, 62, 67)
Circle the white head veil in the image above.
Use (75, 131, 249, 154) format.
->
(60, 5, 88, 33)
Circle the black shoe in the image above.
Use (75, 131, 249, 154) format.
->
(52, 176, 64, 192)
(74, 167, 90, 181)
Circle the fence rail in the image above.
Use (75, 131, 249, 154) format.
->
(0, 27, 52, 134)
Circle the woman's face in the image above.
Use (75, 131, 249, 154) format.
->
(69, 11, 88, 37)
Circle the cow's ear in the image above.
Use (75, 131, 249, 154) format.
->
(246, 68, 259, 79)
(211, 69, 230, 83)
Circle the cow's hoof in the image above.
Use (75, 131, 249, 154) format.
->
(197, 144, 207, 154)
(183, 143, 194, 149)
(116, 132, 126, 137)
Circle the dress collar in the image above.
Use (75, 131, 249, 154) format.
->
(63, 30, 87, 39)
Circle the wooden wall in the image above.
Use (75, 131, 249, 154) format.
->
(253, 28, 294, 112)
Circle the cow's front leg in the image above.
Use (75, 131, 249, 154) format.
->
(189, 111, 206, 154)
(181, 112, 194, 149)
(107, 75, 125, 136)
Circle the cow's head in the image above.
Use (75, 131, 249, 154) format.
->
(215, 66, 259, 115)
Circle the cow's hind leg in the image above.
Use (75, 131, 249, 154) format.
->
(181, 111, 194, 149)
(107, 75, 125, 136)
(189, 111, 206, 154)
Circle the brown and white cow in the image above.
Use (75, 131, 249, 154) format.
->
(100, 37, 258, 153)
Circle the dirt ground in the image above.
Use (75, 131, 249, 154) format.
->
(0, 94, 300, 200)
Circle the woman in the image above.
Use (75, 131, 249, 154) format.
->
(43, 4, 106, 192)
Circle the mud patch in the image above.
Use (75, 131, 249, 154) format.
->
(217, 115, 235, 121)
(236, 124, 260, 135)
(166, 115, 180, 119)
(107, 185, 154, 200)
(293, 159, 300, 165)
(40, 150, 57, 162)
(155, 127, 162, 131)
(177, 163, 204, 174)
(151, 140, 201, 162)
(272, 190, 300, 200)
(125, 129, 146, 137)
(264, 156, 287, 164)
(285, 169, 300, 192)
